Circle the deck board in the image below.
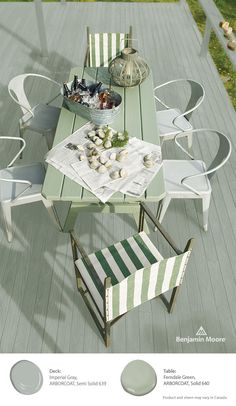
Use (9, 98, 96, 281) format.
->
(0, 1, 236, 353)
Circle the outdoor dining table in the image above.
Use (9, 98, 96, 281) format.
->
(42, 66, 165, 232)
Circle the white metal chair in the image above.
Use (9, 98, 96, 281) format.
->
(156, 129, 231, 231)
(70, 203, 194, 347)
(154, 79, 205, 149)
(0, 136, 59, 242)
(85, 26, 132, 67)
(8, 74, 61, 154)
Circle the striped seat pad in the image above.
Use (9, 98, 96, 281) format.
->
(75, 231, 162, 315)
(89, 32, 130, 67)
(106, 251, 191, 322)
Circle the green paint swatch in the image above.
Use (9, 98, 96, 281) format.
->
(121, 359, 157, 396)
(10, 360, 43, 395)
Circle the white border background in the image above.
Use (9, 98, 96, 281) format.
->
(1, 353, 235, 405)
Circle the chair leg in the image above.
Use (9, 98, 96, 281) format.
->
(160, 285, 181, 313)
(154, 201, 162, 230)
(19, 124, 24, 159)
(41, 197, 62, 230)
(202, 194, 211, 232)
(44, 131, 54, 150)
(168, 286, 180, 313)
(1, 202, 13, 242)
(187, 132, 193, 149)
(104, 320, 111, 347)
(157, 195, 172, 223)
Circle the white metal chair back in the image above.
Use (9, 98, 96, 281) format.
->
(174, 128, 232, 194)
(184, 79, 205, 120)
(0, 136, 60, 242)
(0, 136, 25, 169)
(8, 73, 61, 116)
(154, 79, 205, 123)
(156, 129, 231, 231)
(0, 136, 36, 203)
(8, 75, 33, 116)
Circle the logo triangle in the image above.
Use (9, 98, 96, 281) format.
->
(196, 326, 207, 336)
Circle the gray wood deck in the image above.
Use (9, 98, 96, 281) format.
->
(0, 1, 235, 353)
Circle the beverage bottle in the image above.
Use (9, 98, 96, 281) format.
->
(98, 91, 106, 109)
(78, 79, 87, 91)
(63, 82, 71, 97)
(90, 82, 103, 97)
(71, 75, 78, 92)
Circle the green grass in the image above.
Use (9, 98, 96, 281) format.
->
(186, 0, 236, 109)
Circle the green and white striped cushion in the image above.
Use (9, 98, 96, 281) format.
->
(106, 250, 191, 322)
(88, 32, 130, 67)
(75, 231, 162, 315)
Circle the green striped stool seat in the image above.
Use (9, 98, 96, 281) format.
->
(75, 231, 163, 316)
(88, 32, 130, 67)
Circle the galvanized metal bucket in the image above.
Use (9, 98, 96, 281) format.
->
(61, 80, 122, 125)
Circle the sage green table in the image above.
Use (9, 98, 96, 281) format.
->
(42, 67, 165, 232)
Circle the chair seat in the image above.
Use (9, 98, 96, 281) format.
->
(163, 159, 211, 195)
(156, 108, 192, 137)
(0, 163, 45, 202)
(75, 231, 163, 315)
(22, 104, 61, 133)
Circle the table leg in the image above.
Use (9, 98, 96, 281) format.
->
(62, 203, 79, 232)
(61, 201, 150, 233)
(133, 207, 149, 233)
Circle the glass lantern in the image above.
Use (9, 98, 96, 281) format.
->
(108, 48, 150, 87)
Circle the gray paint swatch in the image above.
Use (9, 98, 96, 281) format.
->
(121, 359, 157, 396)
(10, 360, 43, 395)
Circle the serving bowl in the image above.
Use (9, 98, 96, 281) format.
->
(61, 79, 122, 125)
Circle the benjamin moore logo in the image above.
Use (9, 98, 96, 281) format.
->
(196, 326, 207, 336)
(176, 326, 226, 344)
